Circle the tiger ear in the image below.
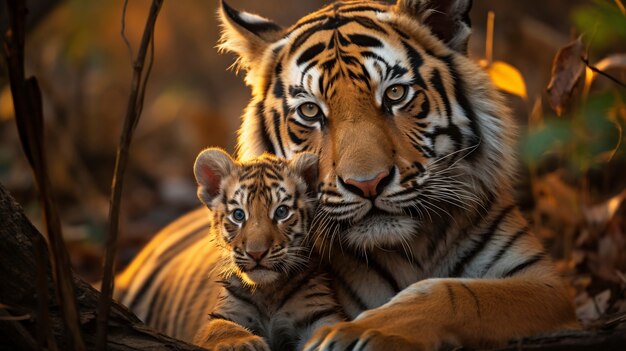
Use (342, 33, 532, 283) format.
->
(194, 148, 236, 207)
(395, 0, 473, 53)
(217, 1, 284, 75)
(288, 152, 319, 196)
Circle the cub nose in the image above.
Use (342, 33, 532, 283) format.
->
(343, 169, 392, 199)
(246, 249, 268, 262)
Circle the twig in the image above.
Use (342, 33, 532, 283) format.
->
(0, 183, 206, 350)
(582, 57, 626, 89)
(0, 308, 38, 350)
(485, 11, 495, 66)
(616, 0, 626, 16)
(95, 1, 164, 350)
(120, 0, 133, 63)
(2, 0, 83, 350)
(34, 235, 57, 351)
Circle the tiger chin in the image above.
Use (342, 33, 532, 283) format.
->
(115, 0, 579, 349)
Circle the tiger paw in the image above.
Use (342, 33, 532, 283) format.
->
(194, 319, 270, 351)
(303, 320, 429, 351)
(208, 334, 270, 351)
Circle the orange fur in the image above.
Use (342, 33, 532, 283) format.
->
(115, 2, 579, 349)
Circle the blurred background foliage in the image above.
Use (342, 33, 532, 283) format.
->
(0, 0, 625, 326)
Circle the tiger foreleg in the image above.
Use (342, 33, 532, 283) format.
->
(193, 319, 269, 351)
(304, 277, 578, 351)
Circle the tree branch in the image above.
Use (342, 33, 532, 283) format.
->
(0, 182, 205, 350)
(96, 1, 164, 349)
(2, 0, 83, 349)
(582, 57, 626, 89)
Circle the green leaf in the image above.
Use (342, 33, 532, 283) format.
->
(572, 0, 626, 52)
(522, 120, 572, 162)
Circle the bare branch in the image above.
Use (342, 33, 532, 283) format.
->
(0, 183, 206, 350)
(95, 1, 165, 349)
(2, 0, 84, 350)
(582, 57, 626, 89)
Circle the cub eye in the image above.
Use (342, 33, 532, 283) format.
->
(274, 205, 290, 220)
(384, 84, 407, 103)
(232, 209, 246, 223)
(297, 102, 322, 120)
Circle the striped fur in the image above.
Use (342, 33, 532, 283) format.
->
(190, 149, 342, 350)
(116, 1, 578, 349)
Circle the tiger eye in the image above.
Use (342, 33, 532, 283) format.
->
(385, 85, 406, 102)
(298, 103, 321, 119)
(232, 209, 246, 222)
(274, 205, 290, 220)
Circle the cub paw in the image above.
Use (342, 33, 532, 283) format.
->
(194, 319, 270, 351)
(211, 334, 269, 351)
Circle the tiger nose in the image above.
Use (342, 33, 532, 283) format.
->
(343, 170, 391, 199)
(246, 249, 268, 262)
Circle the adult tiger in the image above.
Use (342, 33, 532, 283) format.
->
(115, 0, 578, 349)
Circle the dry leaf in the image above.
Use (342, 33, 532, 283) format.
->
(533, 172, 581, 227)
(0, 86, 15, 121)
(483, 60, 528, 99)
(576, 289, 612, 325)
(546, 37, 585, 116)
(584, 189, 626, 226)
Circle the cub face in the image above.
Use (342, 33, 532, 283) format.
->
(194, 148, 318, 286)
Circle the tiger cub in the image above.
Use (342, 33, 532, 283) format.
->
(191, 148, 342, 351)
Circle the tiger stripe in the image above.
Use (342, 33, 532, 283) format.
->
(115, 1, 578, 349)
(187, 150, 343, 350)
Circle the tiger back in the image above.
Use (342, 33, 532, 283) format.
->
(190, 148, 342, 350)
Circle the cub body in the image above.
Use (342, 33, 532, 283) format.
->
(192, 149, 342, 350)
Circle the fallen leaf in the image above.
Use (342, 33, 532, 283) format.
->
(583, 189, 626, 226)
(546, 37, 585, 116)
(576, 289, 612, 325)
(533, 172, 581, 227)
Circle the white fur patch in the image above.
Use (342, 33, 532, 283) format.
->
(241, 268, 281, 286)
(343, 215, 419, 251)
(238, 11, 271, 24)
(434, 134, 453, 155)
(376, 11, 392, 22)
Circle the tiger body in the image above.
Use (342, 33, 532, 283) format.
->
(190, 149, 341, 350)
(115, 0, 578, 349)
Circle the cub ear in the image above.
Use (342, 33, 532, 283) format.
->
(217, 1, 284, 76)
(288, 152, 319, 196)
(193, 148, 236, 207)
(395, 0, 473, 53)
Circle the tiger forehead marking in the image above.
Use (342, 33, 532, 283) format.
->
(193, 149, 319, 287)
(285, 8, 410, 99)
(224, 0, 510, 252)
(226, 159, 296, 210)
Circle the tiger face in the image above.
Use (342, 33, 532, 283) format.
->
(219, 0, 516, 252)
(194, 148, 318, 286)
